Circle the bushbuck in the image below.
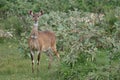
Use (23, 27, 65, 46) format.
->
(28, 10, 60, 73)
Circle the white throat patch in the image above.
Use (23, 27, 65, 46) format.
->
(34, 22, 38, 27)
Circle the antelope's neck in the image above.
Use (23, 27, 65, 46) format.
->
(31, 22, 39, 37)
(33, 22, 38, 30)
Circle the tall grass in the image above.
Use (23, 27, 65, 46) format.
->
(0, 0, 120, 80)
(0, 40, 60, 80)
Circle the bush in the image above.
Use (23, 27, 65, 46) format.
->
(0, 0, 120, 79)
(18, 10, 120, 79)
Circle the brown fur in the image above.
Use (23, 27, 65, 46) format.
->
(28, 10, 60, 73)
(28, 30, 57, 51)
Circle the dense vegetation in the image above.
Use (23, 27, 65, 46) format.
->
(0, 0, 120, 80)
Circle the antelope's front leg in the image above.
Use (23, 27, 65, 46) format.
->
(37, 51, 41, 72)
(30, 50, 34, 73)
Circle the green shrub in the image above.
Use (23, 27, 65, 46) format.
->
(0, 0, 120, 79)
(17, 10, 120, 79)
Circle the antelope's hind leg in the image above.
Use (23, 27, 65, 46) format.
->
(52, 46, 60, 59)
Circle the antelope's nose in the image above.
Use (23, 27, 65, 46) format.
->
(33, 18, 38, 22)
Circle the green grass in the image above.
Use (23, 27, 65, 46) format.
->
(0, 41, 60, 80)
(0, 40, 119, 80)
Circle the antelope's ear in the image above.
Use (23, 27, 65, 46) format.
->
(29, 10, 33, 16)
(39, 11, 43, 16)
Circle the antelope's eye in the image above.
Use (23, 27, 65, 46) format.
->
(38, 16, 39, 17)
(33, 16, 35, 17)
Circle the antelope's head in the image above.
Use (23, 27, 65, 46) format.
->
(29, 10, 43, 23)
